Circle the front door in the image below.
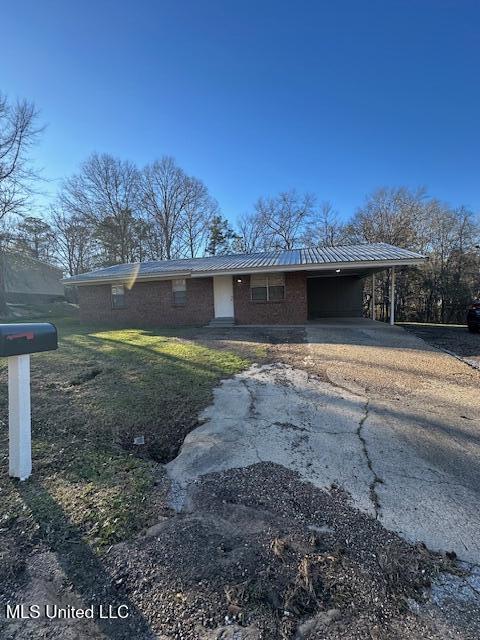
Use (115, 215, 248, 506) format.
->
(213, 276, 234, 318)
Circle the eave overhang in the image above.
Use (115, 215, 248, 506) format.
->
(63, 257, 425, 286)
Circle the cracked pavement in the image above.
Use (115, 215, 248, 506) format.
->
(167, 320, 480, 565)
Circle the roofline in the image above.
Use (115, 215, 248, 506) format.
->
(63, 257, 425, 286)
(8, 251, 64, 273)
(190, 257, 425, 278)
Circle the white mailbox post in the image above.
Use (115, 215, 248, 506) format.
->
(1, 323, 58, 481)
(8, 354, 32, 480)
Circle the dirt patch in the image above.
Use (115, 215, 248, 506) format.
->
(4, 464, 474, 640)
(68, 366, 103, 386)
(192, 326, 328, 381)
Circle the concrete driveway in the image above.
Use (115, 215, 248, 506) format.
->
(167, 320, 480, 564)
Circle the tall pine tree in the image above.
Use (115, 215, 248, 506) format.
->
(205, 215, 236, 255)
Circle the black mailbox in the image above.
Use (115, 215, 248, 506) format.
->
(0, 323, 58, 357)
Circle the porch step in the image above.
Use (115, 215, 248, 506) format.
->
(207, 317, 235, 327)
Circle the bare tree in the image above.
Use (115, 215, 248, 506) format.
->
(253, 190, 316, 250)
(181, 194, 218, 258)
(136, 217, 165, 262)
(141, 156, 216, 259)
(346, 186, 427, 248)
(422, 204, 479, 322)
(0, 94, 43, 314)
(13, 215, 55, 260)
(0, 95, 43, 220)
(233, 212, 271, 253)
(302, 201, 345, 247)
(59, 153, 141, 264)
(347, 186, 480, 322)
(51, 205, 96, 276)
(347, 187, 429, 321)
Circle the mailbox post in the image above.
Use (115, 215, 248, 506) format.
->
(9, 353, 32, 480)
(0, 323, 58, 480)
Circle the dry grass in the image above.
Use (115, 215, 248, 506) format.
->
(0, 318, 249, 557)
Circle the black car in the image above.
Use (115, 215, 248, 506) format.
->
(467, 301, 480, 333)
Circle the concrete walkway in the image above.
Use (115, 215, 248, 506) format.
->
(167, 322, 480, 564)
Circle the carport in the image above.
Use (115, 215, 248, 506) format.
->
(307, 265, 395, 323)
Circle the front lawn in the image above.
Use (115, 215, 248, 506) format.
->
(0, 319, 249, 556)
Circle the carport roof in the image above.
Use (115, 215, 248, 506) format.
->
(63, 242, 425, 285)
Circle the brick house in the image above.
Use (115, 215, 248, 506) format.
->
(63, 243, 425, 326)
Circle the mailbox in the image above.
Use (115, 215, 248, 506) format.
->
(0, 323, 58, 357)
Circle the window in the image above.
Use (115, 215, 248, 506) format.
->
(250, 273, 285, 301)
(251, 275, 268, 301)
(111, 284, 126, 309)
(172, 278, 186, 305)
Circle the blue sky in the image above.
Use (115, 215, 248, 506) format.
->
(2, 0, 479, 222)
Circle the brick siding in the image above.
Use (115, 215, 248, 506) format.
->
(78, 278, 215, 326)
(233, 271, 308, 324)
(77, 272, 308, 326)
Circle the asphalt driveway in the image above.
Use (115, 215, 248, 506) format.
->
(168, 320, 480, 564)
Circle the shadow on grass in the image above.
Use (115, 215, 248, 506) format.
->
(17, 479, 156, 639)
(84, 332, 244, 377)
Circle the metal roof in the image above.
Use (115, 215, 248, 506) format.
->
(63, 242, 425, 285)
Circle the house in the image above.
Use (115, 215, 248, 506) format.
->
(63, 243, 425, 326)
(5, 252, 64, 304)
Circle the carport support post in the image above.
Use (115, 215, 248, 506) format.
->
(371, 273, 376, 321)
(389, 267, 395, 326)
(8, 354, 32, 481)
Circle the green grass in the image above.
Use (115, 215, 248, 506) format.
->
(0, 319, 249, 554)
